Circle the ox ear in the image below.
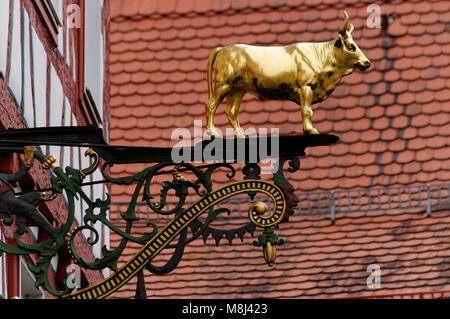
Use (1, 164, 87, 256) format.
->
(334, 38, 342, 48)
(349, 23, 354, 35)
(336, 33, 347, 48)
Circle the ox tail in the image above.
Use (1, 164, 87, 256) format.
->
(207, 47, 222, 99)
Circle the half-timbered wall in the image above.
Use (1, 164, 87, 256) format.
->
(0, 0, 110, 298)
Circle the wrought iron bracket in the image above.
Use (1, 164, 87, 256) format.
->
(0, 126, 338, 298)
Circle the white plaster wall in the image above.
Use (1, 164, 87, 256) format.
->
(92, 221, 101, 259)
(62, 97, 71, 169)
(48, 64, 64, 164)
(92, 170, 103, 203)
(49, 64, 63, 126)
(102, 184, 110, 278)
(72, 29, 76, 83)
(32, 27, 47, 128)
(65, 9, 71, 67)
(80, 146, 92, 240)
(99, 26, 105, 119)
(22, 10, 34, 127)
(60, 98, 71, 203)
(8, 0, 22, 105)
(49, 0, 64, 58)
(91, 169, 104, 259)
(72, 149, 82, 224)
(71, 115, 83, 225)
(0, 0, 10, 77)
(84, 0, 103, 118)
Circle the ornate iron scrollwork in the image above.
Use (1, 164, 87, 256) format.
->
(0, 127, 338, 298)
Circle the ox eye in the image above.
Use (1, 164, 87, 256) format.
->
(347, 44, 356, 52)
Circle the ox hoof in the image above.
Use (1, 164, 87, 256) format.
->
(232, 128, 246, 139)
(206, 128, 222, 139)
(304, 128, 320, 135)
(235, 132, 246, 139)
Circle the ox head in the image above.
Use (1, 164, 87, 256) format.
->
(334, 11, 371, 72)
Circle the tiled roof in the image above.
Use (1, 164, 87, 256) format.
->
(108, 0, 450, 298)
(110, 207, 450, 298)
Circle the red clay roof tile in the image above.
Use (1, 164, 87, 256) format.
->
(174, 0, 194, 14)
(108, 0, 450, 299)
(134, 0, 157, 16)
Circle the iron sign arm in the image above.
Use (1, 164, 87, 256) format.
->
(0, 127, 338, 298)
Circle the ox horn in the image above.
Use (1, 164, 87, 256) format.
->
(349, 23, 354, 34)
(339, 11, 349, 35)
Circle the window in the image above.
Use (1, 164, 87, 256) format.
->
(31, 0, 61, 46)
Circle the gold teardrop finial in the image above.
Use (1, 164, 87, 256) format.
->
(263, 241, 276, 266)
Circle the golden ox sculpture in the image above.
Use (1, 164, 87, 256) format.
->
(205, 11, 371, 138)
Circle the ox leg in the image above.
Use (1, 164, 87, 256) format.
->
(226, 91, 245, 138)
(298, 87, 319, 135)
(205, 84, 231, 138)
